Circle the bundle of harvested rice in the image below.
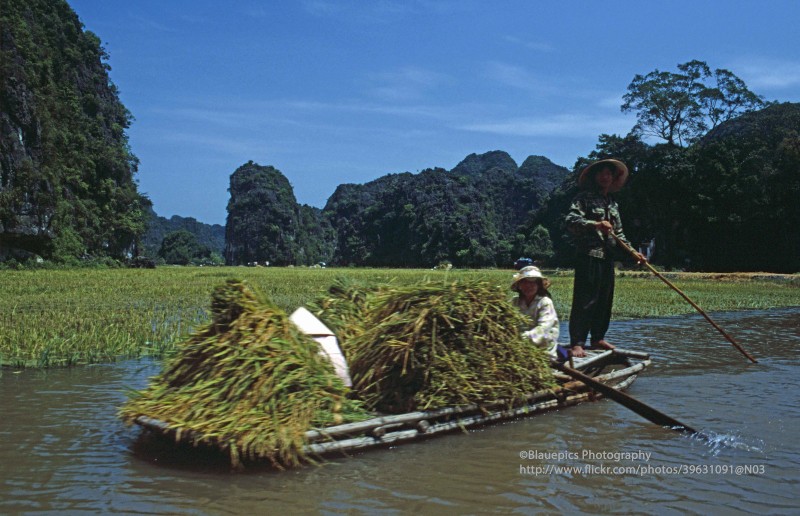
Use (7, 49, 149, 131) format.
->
(119, 279, 367, 468)
(319, 279, 556, 413)
(307, 277, 376, 347)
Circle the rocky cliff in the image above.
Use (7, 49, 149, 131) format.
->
(0, 0, 147, 262)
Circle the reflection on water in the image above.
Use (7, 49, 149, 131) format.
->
(1, 308, 799, 514)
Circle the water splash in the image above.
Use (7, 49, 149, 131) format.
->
(688, 429, 765, 455)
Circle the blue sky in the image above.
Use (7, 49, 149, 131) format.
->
(68, 0, 800, 225)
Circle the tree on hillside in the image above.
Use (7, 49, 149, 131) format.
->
(520, 225, 554, 262)
(140, 207, 225, 259)
(622, 60, 765, 146)
(158, 230, 211, 265)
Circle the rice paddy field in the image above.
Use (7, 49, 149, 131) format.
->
(1, 266, 799, 368)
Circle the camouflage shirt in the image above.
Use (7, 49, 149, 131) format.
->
(565, 191, 632, 259)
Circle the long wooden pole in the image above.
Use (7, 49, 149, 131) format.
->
(552, 361, 702, 437)
(611, 234, 758, 363)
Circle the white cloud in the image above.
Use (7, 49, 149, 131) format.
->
(152, 131, 269, 157)
(503, 35, 554, 53)
(147, 95, 463, 134)
(485, 62, 537, 89)
(240, 6, 269, 19)
(129, 14, 179, 33)
(597, 94, 625, 109)
(363, 66, 452, 102)
(482, 62, 562, 95)
(300, 0, 417, 23)
(301, 0, 346, 17)
(728, 57, 800, 91)
(301, 0, 474, 20)
(457, 113, 634, 138)
(150, 106, 260, 127)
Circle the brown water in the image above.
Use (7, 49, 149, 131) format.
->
(1, 309, 799, 514)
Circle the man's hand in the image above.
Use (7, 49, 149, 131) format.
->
(595, 220, 613, 234)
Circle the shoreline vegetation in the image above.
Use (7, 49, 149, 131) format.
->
(1, 267, 798, 369)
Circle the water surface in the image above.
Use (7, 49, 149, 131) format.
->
(1, 308, 799, 514)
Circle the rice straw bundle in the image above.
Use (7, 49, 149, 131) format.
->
(308, 277, 376, 346)
(119, 279, 366, 468)
(336, 279, 555, 413)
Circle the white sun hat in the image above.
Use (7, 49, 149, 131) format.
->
(510, 265, 545, 290)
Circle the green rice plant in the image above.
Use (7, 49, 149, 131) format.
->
(119, 279, 368, 469)
(1, 267, 798, 368)
(610, 276, 800, 319)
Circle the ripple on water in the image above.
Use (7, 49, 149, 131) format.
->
(1, 310, 799, 514)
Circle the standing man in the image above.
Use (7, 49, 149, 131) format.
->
(565, 159, 645, 358)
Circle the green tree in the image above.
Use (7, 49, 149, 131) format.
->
(522, 225, 554, 261)
(158, 230, 209, 265)
(140, 207, 225, 259)
(700, 68, 767, 131)
(622, 60, 765, 146)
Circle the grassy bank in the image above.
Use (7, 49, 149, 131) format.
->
(1, 267, 798, 368)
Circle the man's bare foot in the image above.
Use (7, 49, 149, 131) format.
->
(591, 339, 616, 350)
(570, 345, 587, 358)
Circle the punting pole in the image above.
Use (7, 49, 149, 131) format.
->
(552, 361, 703, 437)
(611, 233, 758, 364)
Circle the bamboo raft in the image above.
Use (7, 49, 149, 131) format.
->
(134, 348, 650, 461)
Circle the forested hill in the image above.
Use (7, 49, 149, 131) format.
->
(140, 207, 225, 259)
(224, 152, 568, 267)
(224, 161, 335, 266)
(532, 102, 800, 273)
(223, 103, 799, 272)
(689, 102, 800, 271)
(451, 151, 566, 192)
(323, 152, 567, 267)
(0, 0, 148, 263)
